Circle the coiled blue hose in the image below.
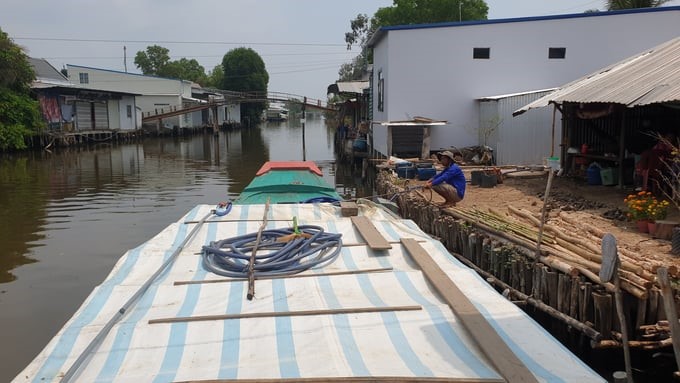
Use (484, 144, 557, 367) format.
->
(202, 225, 342, 278)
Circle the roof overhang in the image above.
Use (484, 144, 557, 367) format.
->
(327, 81, 369, 95)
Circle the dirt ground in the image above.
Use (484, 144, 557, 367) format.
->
(405, 167, 680, 271)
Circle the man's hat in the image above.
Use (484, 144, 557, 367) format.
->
(437, 150, 455, 161)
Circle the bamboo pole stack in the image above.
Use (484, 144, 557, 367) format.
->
(375, 171, 680, 350)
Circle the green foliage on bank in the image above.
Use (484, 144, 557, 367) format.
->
(221, 48, 269, 124)
(0, 27, 44, 151)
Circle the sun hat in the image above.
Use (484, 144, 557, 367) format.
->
(437, 150, 455, 161)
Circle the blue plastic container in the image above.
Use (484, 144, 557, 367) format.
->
(352, 139, 367, 151)
(417, 167, 436, 180)
(396, 165, 416, 179)
(586, 164, 601, 185)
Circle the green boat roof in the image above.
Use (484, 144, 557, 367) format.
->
(235, 168, 342, 205)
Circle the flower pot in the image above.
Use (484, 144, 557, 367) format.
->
(636, 219, 649, 233)
(648, 221, 657, 236)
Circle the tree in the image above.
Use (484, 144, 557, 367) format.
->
(206, 65, 224, 89)
(607, 0, 670, 9)
(134, 45, 171, 76)
(161, 58, 208, 85)
(0, 27, 43, 150)
(342, 0, 489, 80)
(221, 48, 269, 124)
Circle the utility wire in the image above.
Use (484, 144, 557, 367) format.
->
(14, 36, 353, 47)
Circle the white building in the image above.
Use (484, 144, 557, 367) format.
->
(368, 6, 680, 164)
(66, 65, 206, 129)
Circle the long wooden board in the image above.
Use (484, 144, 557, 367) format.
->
(350, 216, 392, 250)
(400, 238, 538, 383)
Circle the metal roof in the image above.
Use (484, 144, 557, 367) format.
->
(514, 36, 680, 116)
(327, 81, 369, 95)
(367, 6, 680, 48)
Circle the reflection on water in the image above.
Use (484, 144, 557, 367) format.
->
(0, 118, 373, 381)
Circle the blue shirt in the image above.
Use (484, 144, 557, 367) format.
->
(431, 164, 466, 199)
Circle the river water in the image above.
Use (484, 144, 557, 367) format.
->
(0, 117, 374, 381)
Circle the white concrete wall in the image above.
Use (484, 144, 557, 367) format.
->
(137, 95, 183, 128)
(371, 8, 680, 155)
(67, 65, 186, 96)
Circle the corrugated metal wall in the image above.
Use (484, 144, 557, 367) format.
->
(479, 90, 556, 166)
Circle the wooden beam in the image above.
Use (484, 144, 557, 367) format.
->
(149, 305, 421, 325)
(350, 216, 392, 250)
(400, 238, 539, 383)
(176, 376, 505, 383)
(173, 268, 393, 286)
(340, 201, 359, 217)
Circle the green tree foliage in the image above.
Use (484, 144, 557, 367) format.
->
(221, 48, 269, 124)
(134, 45, 171, 75)
(607, 0, 669, 9)
(134, 45, 208, 85)
(206, 65, 224, 89)
(0, 27, 43, 150)
(342, 0, 489, 81)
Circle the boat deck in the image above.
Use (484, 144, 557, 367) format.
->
(15, 202, 604, 382)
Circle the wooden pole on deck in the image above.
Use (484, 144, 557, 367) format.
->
(247, 198, 270, 300)
(600, 233, 633, 383)
(302, 97, 307, 161)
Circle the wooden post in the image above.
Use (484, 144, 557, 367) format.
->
(600, 233, 633, 383)
(302, 97, 307, 161)
(657, 267, 680, 377)
(535, 169, 554, 261)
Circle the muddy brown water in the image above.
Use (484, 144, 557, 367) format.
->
(0, 118, 376, 382)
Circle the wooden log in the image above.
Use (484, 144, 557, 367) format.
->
(450, 248, 602, 341)
(635, 297, 648, 331)
(558, 273, 570, 313)
(581, 282, 593, 324)
(546, 266, 559, 308)
(593, 291, 613, 339)
(533, 262, 543, 299)
(648, 288, 660, 325)
(569, 276, 580, 319)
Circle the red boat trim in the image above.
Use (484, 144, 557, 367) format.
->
(256, 161, 323, 176)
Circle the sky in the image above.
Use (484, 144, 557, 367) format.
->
(3, 0, 680, 101)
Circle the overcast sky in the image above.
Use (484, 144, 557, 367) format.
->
(3, 0, 680, 100)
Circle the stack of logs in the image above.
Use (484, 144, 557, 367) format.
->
(377, 172, 679, 350)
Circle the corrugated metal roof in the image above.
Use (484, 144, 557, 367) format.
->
(514, 36, 680, 116)
(327, 81, 369, 95)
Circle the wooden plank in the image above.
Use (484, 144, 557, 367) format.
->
(340, 201, 359, 217)
(351, 216, 392, 250)
(149, 305, 421, 325)
(400, 238, 539, 383)
(176, 376, 505, 383)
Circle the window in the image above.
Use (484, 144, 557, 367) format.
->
(549, 47, 566, 59)
(377, 70, 385, 112)
(79, 72, 89, 84)
(126, 105, 132, 118)
(473, 47, 490, 59)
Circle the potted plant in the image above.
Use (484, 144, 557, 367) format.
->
(646, 198, 670, 235)
(624, 191, 654, 232)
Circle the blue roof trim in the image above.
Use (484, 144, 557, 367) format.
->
(368, 6, 680, 46)
(67, 64, 186, 83)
